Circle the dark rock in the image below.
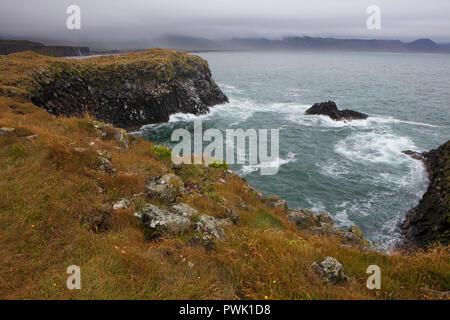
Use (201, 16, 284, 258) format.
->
(401, 141, 450, 247)
(30, 50, 228, 130)
(305, 101, 368, 121)
(189, 234, 217, 251)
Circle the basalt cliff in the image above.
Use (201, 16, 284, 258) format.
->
(401, 141, 450, 247)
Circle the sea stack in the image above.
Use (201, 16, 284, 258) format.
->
(305, 101, 368, 121)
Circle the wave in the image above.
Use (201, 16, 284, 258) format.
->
(238, 152, 296, 176)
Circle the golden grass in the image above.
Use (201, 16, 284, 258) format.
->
(0, 51, 448, 300)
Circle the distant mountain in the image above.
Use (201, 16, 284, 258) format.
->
(0, 40, 89, 57)
(156, 35, 450, 54)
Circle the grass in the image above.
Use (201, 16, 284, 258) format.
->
(0, 50, 448, 299)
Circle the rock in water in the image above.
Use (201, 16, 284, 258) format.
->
(311, 257, 348, 284)
(305, 101, 368, 121)
(401, 140, 450, 247)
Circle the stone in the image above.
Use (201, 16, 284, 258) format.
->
(0, 127, 15, 136)
(146, 174, 186, 203)
(189, 234, 217, 251)
(348, 225, 363, 238)
(170, 203, 198, 217)
(311, 257, 348, 284)
(305, 101, 368, 121)
(97, 149, 116, 174)
(195, 215, 231, 241)
(134, 204, 192, 238)
(113, 199, 131, 211)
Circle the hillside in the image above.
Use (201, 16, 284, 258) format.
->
(0, 40, 89, 57)
(0, 50, 449, 299)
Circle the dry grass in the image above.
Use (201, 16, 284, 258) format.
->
(0, 51, 449, 300)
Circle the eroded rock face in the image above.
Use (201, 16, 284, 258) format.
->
(30, 50, 228, 130)
(401, 140, 450, 247)
(305, 101, 368, 121)
(311, 257, 348, 284)
(146, 174, 186, 203)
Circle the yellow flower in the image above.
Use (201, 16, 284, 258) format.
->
(53, 283, 56, 287)
(264, 295, 268, 300)
(273, 280, 276, 284)
(31, 225, 35, 228)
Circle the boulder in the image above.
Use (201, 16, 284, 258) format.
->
(134, 204, 191, 238)
(195, 215, 231, 241)
(170, 203, 198, 217)
(305, 101, 368, 121)
(311, 257, 348, 283)
(0, 127, 15, 136)
(146, 174, 186, 203)
(113, 199, 130, 211)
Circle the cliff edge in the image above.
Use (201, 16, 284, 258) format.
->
(401, 141, 450, 247)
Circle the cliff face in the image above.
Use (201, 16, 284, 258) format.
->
(29, 49, 228, 129)
(401, 141, 450, 247)
(0, 40, 89, 57)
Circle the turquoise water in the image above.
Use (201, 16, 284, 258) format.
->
(139, 51, 450, 249)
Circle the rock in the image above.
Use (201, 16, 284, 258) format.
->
(267, 197, 288, 210)
(146, 174, 186, 203)
(170, 203, 198, 217)
(288, 209, 368, 247)
(305, 101, 368, 121)
(311, 257, 348, 284)
(0, 127, 15, 136)
(401, 140, 450, 247)
(228, 210, 240, 225)
(97, 149, 116, 173)
(134, 204, 192, 238)
(113, 199, 130, 211)
(195, 215, 231, 241)
(348, 225, 363, 238)
(189, 234, 217, 251)
(31, 49, 228, 130)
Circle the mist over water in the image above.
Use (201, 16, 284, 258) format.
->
(139, 51, 450, 250)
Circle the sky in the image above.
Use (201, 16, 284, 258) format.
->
(1, 0, 449, 48)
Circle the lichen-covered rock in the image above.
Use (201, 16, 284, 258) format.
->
(311, 257, 348, 284)
(96, 149, 116, 173)
(134, 204, 191, 238)
(113, 199, 130, 211)
(267, 198, 288, 210)
(348, 225, 363, 238)
(0, 127, 15, 136)
(287, 209, 320, 230)
(195, 215, 231, 241)
(170, 203, 198, 217)
(146, 174, 186, 203)
(189, 234, 217, 251)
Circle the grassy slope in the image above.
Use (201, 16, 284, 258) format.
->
(0, 51, 449, 299)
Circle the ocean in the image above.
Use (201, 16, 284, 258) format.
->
(138, 51, 450, 249)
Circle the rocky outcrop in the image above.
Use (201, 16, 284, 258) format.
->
(30, 49, 228, 130)
(145, 174, 186, 203)
(287, 209, 369, 247)
(305, 101, 368, 121)
(311, 257, 348, 284)
(401, 141, 450, 247)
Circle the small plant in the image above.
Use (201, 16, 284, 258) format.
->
(152, 145, 172, 159)
(209, 161, 229, 170)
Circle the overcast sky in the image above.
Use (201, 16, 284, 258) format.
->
(1, 0, 449, 48)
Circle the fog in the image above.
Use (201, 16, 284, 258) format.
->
(1, 0, 449, 49)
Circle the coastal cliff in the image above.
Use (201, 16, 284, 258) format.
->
(0, 40, 89, 57)
(30, 49, 228, 129)
(401, 141, 450, 247)
(0, 49, 448, 299)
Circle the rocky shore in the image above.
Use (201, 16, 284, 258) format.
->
(401, 141, 450, 247)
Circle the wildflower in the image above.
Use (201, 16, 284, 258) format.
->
(31, 225, 35, 228)
(273, 280, 276, 284)
(264, 295, 268, 300)
(53, 283, 56, 287)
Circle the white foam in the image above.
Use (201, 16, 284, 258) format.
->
(239, 152, 296, 175)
